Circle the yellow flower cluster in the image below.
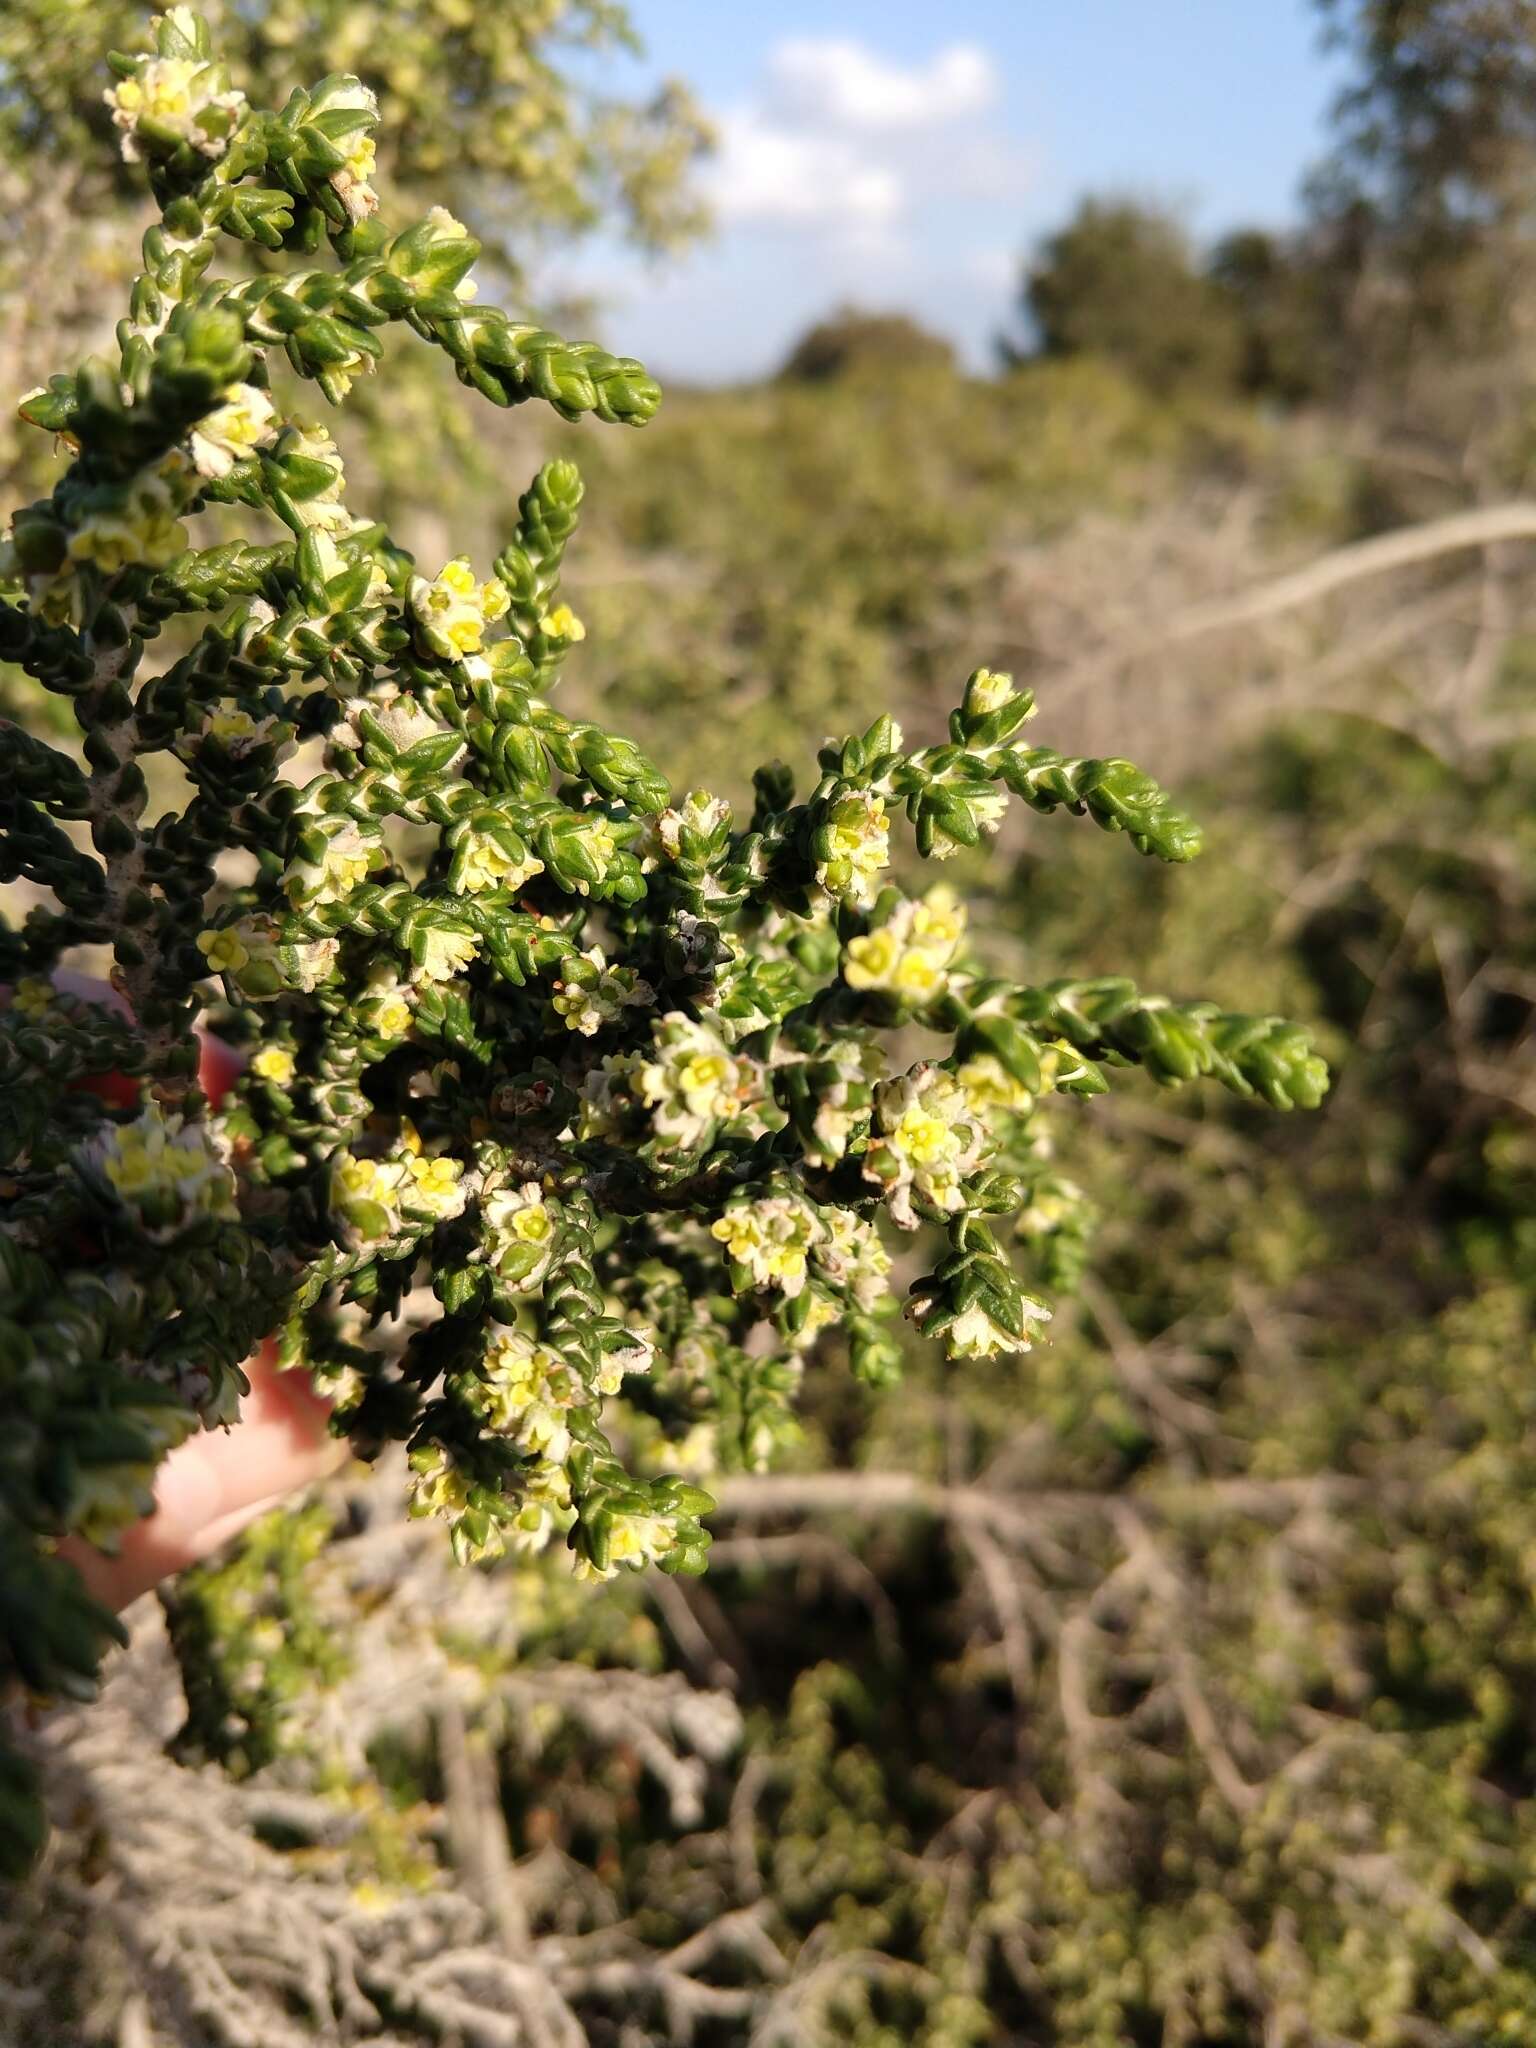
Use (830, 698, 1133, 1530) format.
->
(571, 1510, 680, 1582)
(816, 791, 890, 905)
(406, 1444, 474, 1523)
(104, 24, 247, 165)
(193, 915, 336, 1001)
(322, 79, 381, 224)
(466, 1330, 583, 1463)
(865, 1063, 991, 1230)
(69, 468, 189, 577)
(10, 977, 53, 1020)
(806, 1036, 888, 1164)
(286, 422, 352, 533)
(946, 1295, 1052, 1361)
(435, 1317, 657, 1567)
(77, 1103, 238, 1242)
(249, 1045, 297, 1087)
(15, 463, 193, 626)
(283, 817, 382, 908)
(955, 1052, 1036, 1117)
(356, 964, 415, 1041)
(538, 602, 586, 643)
(456, 827, 544, 897)
(423, 208, 482, 304)
(329, 1118, 468, 1240)
(551, 946, 653, 1036)
(480, 1179, 558, 1294)
(410, 556, 510, 662)
(195, 924, 254, 975)
(711, 1193, 822, 1299)
(567, 814, 618, 897)
(411, 923, 479, 985)
(842, 886, 967, 1004)
(816, 1208, 894, 1310)
(189, 382, 277, 479)
(635, 1013, 760, 1149)
(711, 1190, 893, 1321)
(183, 704, 291, 761)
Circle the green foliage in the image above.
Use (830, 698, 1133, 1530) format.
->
(1208, 226, 1340, 403)
(779, 306, 959, 384)
(162, 1499, 343, 1775)
(1018, 197, 1247, 399)
(545, 353, 1236, 799)
(0, 10, 1325, 1880)
(1302, 1, 1536, 397)
(0, 0, 711, 271)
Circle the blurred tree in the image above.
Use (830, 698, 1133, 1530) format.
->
(1011, 197, 1245, 399)
(0, 0, 711, 538)
(1308, 1, 1536, 428)
(1207, 225, 1340, 404)
(0, 0, 711, 275)
(778, 306, 958, 384)
(0, 0, 712, 726)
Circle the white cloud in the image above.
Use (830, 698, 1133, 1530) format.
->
(765, 38, 999, 133)
(706, 37, 1007, 245)
(552, 33, 1038, 381)
(711, 111, 902, 233)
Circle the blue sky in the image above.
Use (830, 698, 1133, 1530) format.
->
(554, 3, 1352, 382)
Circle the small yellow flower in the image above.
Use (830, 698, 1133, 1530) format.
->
(436, 557, 479, 600)
(407, 1154, 462, 1199)
(965, 668, 1017, 716)
(104, 1136, 158, 1197)
(891, 1107, 955, 1168)
(189, 383, 278, 480)
(682, 1052, 732, 1097)
(711, 1213, 756, 1259)
(539, 603, 586, 643)
(957, 1054, 1033, 1116)
(411, 926, 478, 984)
(250, 1045, 297, 1086)
(411, 558, 510, 662)
(12, 977, 52, 1019)
(891, 951, 944, 1000)
(373, 996, 412, 1038)
(909, 887, 966, 953)
(336, 1156, 384, 1199)
(843, 928, 900, 990)
(552, 984, 603, 1034)
(204, 707, 261, 745)
(583, 818, 617, 867)
(197, 927, 250, 974)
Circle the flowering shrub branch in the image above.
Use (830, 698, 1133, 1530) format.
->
(0, 8, 1329, 1874)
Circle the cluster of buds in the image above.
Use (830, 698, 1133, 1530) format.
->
(842, 886, 968, 1004)
(0, 10, 1330, 1876)
(410, 556, 512, 663)
(329, 1118, 470, 1243)
(75, 1102, 238, 1244)
(865, 1064, 993, 1230)
(630, 1013, 768, 1152)
(104, 8, 246, 166)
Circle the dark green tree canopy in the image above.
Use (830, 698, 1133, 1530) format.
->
(1015, 197, 1244, 399)
(0, 0, 712, 275)
(778, 307, 958, 385)
(1308, 0, 1536, 366)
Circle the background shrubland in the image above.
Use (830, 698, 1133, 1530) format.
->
(8, 2, 1536, 2044)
